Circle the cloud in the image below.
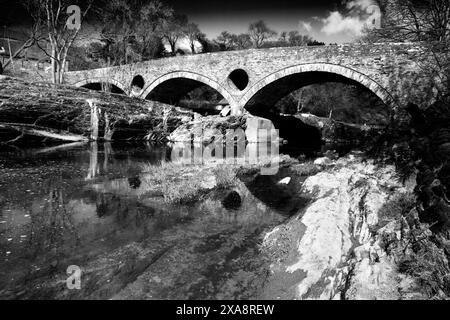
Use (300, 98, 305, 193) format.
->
(299, 21, 313, 33)
(320, 0, 381, 37)
(346, 0, 375, 11)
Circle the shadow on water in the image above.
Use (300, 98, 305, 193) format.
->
(0, 142, 303, 300)
(247, 108, 324, 158)
(237, 167, 310, 216)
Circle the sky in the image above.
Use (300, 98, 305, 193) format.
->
(164, 0, 382, 43)
(0, 0, 382, 46)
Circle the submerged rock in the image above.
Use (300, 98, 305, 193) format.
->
(222, 190, 242, 210)
(277, 177, 291, 185)
(313, 157, 333, 167)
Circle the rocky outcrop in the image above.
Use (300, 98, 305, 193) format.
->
(261, 155, 426, 300)
(0, 76, 192, 143)
(168, 114, 276, 144)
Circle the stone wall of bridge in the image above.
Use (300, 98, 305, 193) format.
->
(64, 43, 437, 112)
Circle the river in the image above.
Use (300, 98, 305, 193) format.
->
(0, 143, 307, 299)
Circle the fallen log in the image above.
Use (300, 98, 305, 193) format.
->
(0, 122, 88, 143)
(0, 76, 193, 143)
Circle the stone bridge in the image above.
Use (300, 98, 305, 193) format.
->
(65, 43, 436, 114)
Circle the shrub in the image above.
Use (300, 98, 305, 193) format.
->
(376, 192, 417, 230)
(399, 243, 450, 298)
(212, 165, 237, 189)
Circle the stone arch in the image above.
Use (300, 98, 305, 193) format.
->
(239, 63, 398, 110)
(141, 71, 237, 107)
(74, 78, 128, 94)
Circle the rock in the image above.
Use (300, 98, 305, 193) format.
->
(261, 156, 421, 300)
(168, 114, 276, 145)
(220, 105, 231, 117)
(128, 176, 141, 189)
(222, 190, 242, 210)
(0, 76, 188, 143)
(168, 115, 246, 144)
(245, 116, 276, 144)
(200, 176, 217, 190)
(345, 257, 405, 300)
(277, 177, 291, 185)
(313, 157, 332, 166)
(323, 150, 339, 160)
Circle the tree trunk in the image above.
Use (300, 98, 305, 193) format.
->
(169, 40, 176, 54)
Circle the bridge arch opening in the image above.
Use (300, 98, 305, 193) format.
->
(144, 75, 233, 115)
(242, 67, 393, 156)
(228, 69, 249, 91)
(130, 75, 145, 96)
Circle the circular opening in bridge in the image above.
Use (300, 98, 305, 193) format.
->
(131, 75, 145, 90)
(228, 69, 249, 91)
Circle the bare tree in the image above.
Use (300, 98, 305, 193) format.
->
(248, 20, 277, 48)
(366, 0, 450, 43)
(235, 33, 252, 50)
(1, 23, 44, 71)
(363, 0, 450, 98)
(100, 0, 173, 66)
(25, 0, 94, 84)
(288, 31, 312, 46)
(215, 31, 236, 51)
(137, 0, 173, 57)
(184, 23, 204, 54)
(161, 14, 188, 54)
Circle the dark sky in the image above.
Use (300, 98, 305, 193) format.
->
(0, 0, 380, 44)
(164, 0, 341, 16)
(164, 0, 341, 38)
(163, 0, 378, 43)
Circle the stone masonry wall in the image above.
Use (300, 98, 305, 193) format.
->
(64, 43, 436, 112)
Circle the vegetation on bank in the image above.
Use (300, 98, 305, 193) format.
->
(365, 100, 450, 298)
(352, 0, 450, 298)
(367, 191, 450, 298)
(140, 162, 238, 204)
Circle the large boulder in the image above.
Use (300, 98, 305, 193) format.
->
(168, 114, 276, 144)
(261, 155, 425, 300)
(245, 116, 277, 143)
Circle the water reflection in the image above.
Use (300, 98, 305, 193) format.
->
(0, 143, 291, 299)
